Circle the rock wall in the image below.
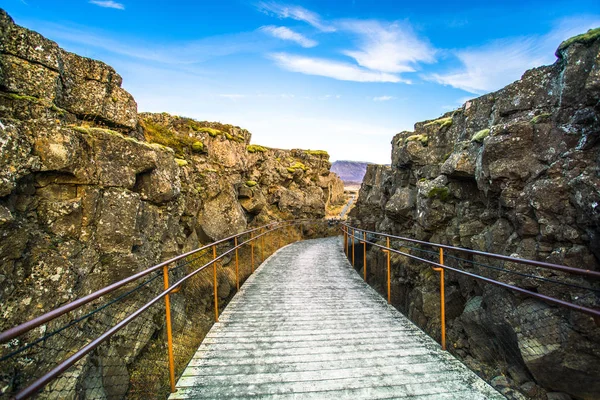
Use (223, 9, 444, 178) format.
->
(0, 9, 343, 397)
(349, 30, 600, 399)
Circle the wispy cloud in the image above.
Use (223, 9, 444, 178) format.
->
(260, 25, 317, 48)
(372, 96, 395, 101)
(340, 20, 436, 74)
(269, 53, 405, 83)
(219, 94, 247, 100)
(426, 16, 600, 94)
(33, 22, 274, 66)
(258, 2, 335, 32)
(89, 0, 125, 10)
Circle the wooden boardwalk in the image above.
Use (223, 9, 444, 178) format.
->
(170, 237, 504, 399)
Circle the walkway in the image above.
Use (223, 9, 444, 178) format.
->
(170, 237, 503, 399)
(339, 194, 355, 218)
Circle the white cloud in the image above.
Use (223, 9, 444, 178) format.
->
(260, 26, 317, 48)
(427, 16, 600, 94)
(372, 96, 395, 101)
(269, 53, 406, 83)
(340, 20, 436, 74)
(258, 2, 335, 32)
(89, 0, 125, 10)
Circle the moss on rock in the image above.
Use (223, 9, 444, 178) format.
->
(191, 141, 205, 153)
(406, 134, 429, 146)
(531, 113, 552, 124)
(424, 116, 453, 129)
(471, 128, 490, 143)
(245, 180, 257, 187)
(557, 27, 600, 54)
(427, 186, 450, 201)
(247, 145, 268, 153)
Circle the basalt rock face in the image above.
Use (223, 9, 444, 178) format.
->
(350, 31, 600, 399)
(0, 9, 342, 398)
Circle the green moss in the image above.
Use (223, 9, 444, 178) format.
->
(198, 127, 222, 137)
(6, 93, 41, 103)
(531, 113, 552, 124)
(70, 125, 122, 136)
(245, 180, 258, 187)
(419, 177, 428, 182)
(175, 158, 188, 167)
(286, 167, 296, 174)
(427, 186, 450, 201)
(49, 104, 66, 115)
(471, 128, 490, 143)
(405, 134, 429, 146)
(142, 120, 206, 156)
(424, 116, 453, 129)
(205, 168, 217, 173)
(191, 141, 205, 153)
(557, 27, 600, 53)
(224, 132, 234, 140)
(247, 144, 268, 153)
(305, 150, 329, 157)
(288, 161, 308, 172)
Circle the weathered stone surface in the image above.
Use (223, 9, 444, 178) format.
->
(0, 8, 137, 130)
(350, 30, 600, 400)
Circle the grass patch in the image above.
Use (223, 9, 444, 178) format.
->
(531, 113, 552, 124)
(557, 27, 600, 53)
(142, 120, 200, 155)
(471, 128, 490, 143)
(405, 134, 429, 146)
(245, 180, 258, 187)
(247, 145, 268, 153)
(424, 116, 453, 129)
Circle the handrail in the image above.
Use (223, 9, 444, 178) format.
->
(0, 220, 294, 344)
(3, 218, 328, 399)
(343, 224, 600, 279)
(341, 224, 600, 319)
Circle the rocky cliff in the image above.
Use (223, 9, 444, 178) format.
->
(0, 9, 343, 397)
(349, 29, 600, 399)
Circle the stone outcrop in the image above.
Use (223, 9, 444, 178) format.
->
(0, 9, 342, 398)
(349, 29, 600, 400)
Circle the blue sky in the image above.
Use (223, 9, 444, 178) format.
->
(4, 1, 600, 163)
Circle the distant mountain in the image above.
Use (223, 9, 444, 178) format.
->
(331, 160, 371, 184)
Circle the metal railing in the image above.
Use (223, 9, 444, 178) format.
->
(341, 223, 600, 350)
(0, 219, 332, 399)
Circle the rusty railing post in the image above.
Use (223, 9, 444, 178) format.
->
(386, 237, 391, 303)
(343, 227, 348, 256)
(363, 231, 367, 281)
(162, 265, 176, 393)
(234, 236, 240, 291)
(433, 248, 446, 350)
(212, 245, 219, 322)
(261, 228, 265, 262)
(352, 229, 355, 266)
(250, 232, 255, 273)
